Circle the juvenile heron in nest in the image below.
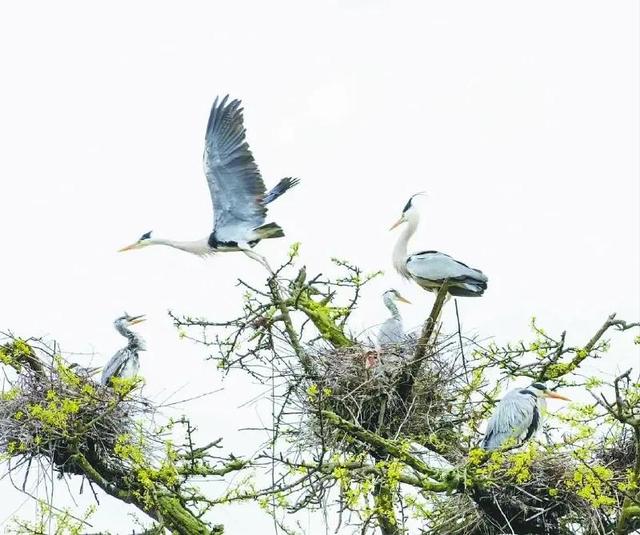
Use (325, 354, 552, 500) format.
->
(119, 96, 300, 272)
(390, 194, 488, 297)
(377, 289, 411, 346)
(482, 382, 570, 450)
(101, 314, 146, 386)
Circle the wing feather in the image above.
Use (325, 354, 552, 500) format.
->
(406, 251, 487, 283)
(100, 349, 129, 385)
(203, 96, 268, 242)
(482, 390, 537, 450)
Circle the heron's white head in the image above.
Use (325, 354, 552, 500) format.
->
(383, 289, 411, 304)
(389, 193, 424, 230)
(528, 382, 571, 401)
(118, 231, 154, 252)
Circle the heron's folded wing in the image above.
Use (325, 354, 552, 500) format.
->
(203, 96, 268, 242)
(100, 349, 128, 385)
(483, 391, 536, 448)
(407, 251, 487, 283)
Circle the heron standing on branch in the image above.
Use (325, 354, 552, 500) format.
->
(482, 382, 570, 450)
(377, 289, 411, 346)
(390, 194, 488, 297)
(101, 314, 146, 386)
(118, 96, 300, 272)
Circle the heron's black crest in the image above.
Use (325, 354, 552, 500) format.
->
(530, 382, 547, 391)
(402, 193, 425, 213)
(139, 231, 152, 241)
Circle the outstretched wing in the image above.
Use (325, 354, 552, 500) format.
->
(203, 96, 267, 243)
(482, 390, 537, 450)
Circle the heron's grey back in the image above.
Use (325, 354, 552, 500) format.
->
(407, 251, 487, 283)
(100, 348, 138, 385)
(377, 318, 404, 346)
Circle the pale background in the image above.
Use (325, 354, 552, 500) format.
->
(0, 1, 638, 533)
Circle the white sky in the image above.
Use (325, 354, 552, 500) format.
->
(0, 1, 638, 533)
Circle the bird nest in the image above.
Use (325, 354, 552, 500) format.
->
(302, 334, 465, 449)
(427, 451, 606, 535)
(0, 339, 152, 478)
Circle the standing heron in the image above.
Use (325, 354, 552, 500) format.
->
(377, 289, 411, 346)
(482, 382, 570, 450)
(390, 195, 488, 297)
(100, 314, 146, 386)
(118, 96, 300, 272)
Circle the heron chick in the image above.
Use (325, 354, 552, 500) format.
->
(390, 194, 488, 297)
(377, 289, 411, 347)
(119, 96, 300, 273)
(101, 314, 146, 386)
(482, 382, 570, 450)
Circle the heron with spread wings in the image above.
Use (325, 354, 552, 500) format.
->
(101, 314, 146, 386)
(118, 96, 299, 271)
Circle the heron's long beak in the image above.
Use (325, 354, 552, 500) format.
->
(546, 391, 570, 401)
(118, 242, 141, 252)
(389, 218, 404, 231)
(396, 295, 411, 304)
(128, 315, 146, 325)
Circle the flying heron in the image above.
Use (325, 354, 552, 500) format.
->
(100, 314, 146, 386)
(390, 194, 488, 297)
(119, 96, 300, 272)
(482, 382, 570, 450)
(377, 289, 411, 347)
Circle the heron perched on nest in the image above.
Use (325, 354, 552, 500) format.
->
(101, 314, 147, 386)
(482, 382, 570, 450)
(377, 289, 411, 347)
(118, 96, 300, 272)
(390, 194, 488, 297)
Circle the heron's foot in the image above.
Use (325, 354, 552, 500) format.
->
(241, 248, 275, 276)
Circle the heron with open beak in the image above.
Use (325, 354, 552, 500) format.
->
(100, 314, 147, 386)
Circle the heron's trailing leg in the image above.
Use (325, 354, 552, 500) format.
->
(241, 248, 274, 275)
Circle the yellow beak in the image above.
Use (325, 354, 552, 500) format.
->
(118, 242, 140, 252)
(546, 391, 570, 401)
(389, 218, 404, 231)
(396, 295, 411, 304)
(128, 315, 146, 325)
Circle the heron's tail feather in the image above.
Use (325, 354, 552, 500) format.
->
(254, 222, 284, 240)
(449, 284, 487, 297)
(448, 281, 487, 297)
(263, 177, 300, 205)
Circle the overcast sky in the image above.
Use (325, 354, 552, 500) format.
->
(0, 1, 638, 533)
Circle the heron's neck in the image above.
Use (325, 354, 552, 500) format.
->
(115, 323, 146, 351)
(383, 295, 401, 320)
(392, 216, 418, 278)
(149, 238, 213, 256)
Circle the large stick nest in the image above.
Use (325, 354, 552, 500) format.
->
(427, 452, 608, 535)
(303, 334, 466, 450)
(0, 339, 152, 478)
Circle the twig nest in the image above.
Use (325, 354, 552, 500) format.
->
(303, 335, 464, 446)
(0, 340, 152, 477)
